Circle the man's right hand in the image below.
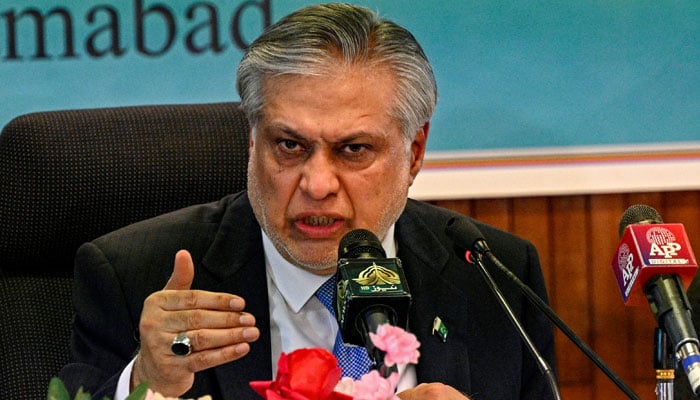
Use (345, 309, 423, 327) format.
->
(131, 249, 260, 396)
(398, 383, 472, 400)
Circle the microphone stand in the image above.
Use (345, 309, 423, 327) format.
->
(654, 328, 675, 400)
(478, 248, 642, 400)
(468, 251, 562, 400)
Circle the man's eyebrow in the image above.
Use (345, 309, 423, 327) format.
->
(337, 132, 374, 143)
(265, 121, 385, 143)
(265, 122, 305, 139)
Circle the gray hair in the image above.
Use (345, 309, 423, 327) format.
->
(236, 2, 437, 142)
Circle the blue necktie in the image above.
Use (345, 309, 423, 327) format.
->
(315, 276, 373, 379)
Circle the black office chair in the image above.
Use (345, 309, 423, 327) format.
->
(0, 102, 250, 399)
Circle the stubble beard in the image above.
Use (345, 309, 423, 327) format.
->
(247, 168, 336, 273)
(247, 170, 407, 274)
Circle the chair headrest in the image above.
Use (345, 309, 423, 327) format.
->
(0, 102, 250, 272)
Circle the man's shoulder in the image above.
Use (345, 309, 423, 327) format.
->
(91, 191, 251, 245)
(403, 198, 459, 221)
(72, 191, 260, 302)
(402, 199, 532, 249)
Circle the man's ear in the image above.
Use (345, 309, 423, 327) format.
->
(408, 122, 430, 185)
(248, 127, 255, 149)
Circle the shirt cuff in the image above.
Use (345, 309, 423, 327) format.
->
(114, 357, 137, 400)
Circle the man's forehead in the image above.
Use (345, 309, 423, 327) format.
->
(261, 62, 396, 92)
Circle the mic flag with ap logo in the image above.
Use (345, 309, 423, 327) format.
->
(612, 223, 698, 306)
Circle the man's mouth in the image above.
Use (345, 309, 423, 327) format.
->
(303, 216, 336, 226)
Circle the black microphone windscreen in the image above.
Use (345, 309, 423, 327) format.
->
(618, 204, 664, 237)
(338, 229, 386, 259)
(445, 217, 486, 252)
(335, 228, 410, 347)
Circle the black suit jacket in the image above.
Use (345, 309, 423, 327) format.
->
(59, 192, 555, 400)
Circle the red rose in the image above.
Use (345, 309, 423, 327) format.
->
(250, 348, 352, 400)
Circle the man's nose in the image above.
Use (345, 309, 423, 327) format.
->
(299, 151, 340, 200)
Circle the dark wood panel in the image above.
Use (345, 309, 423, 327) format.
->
(471, 197, 512, 230)
(588, 194, 648, 398)
(511, 197, 552, 293)
(550, 196, 593, 385)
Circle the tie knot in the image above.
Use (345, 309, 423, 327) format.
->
(315, 276, 336, 316)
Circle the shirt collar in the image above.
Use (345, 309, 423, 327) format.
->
(262, 225, 397, 313)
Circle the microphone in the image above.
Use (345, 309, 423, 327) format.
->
(335, 229, 411, 377)
(446, 216, 640, 400)
(612, 204, 700, 395)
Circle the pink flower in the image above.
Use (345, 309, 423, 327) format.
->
(333, 377, 356, 397)
(351, 370, 400, 400)
(369, 324, 420, 367)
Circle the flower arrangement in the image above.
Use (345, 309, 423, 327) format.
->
(46, 324, 418, 400)
(250, 324, 420, 400)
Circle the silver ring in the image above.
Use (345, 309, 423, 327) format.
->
(171, 332, 192, 356)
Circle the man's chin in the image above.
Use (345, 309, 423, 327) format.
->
(300, 264, 337, 276)
(283, 250, 337, 275)
(264, 229, 338, 274)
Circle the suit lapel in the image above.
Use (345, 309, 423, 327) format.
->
(396, 203, 473, 393)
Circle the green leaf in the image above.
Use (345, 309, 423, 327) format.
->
(74, 387, 92, 400)
(46, 377, 70, 400)
(46, 377, 156, 400)
(125, 382, 150, 400)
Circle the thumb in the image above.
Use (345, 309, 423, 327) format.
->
(164, 249, 195, 290)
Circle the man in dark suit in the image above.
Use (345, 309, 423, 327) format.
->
(59, 3, 555, 399)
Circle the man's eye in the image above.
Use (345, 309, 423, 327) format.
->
(344, 143, 366, 154)
(279, 139, 301, 151)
